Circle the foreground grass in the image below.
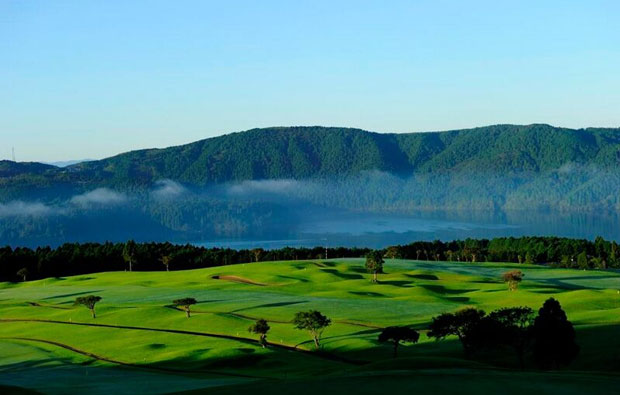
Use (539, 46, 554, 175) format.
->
(1, 259, 620, 394)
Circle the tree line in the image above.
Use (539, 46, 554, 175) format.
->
(2, 235, 619, 282)
(386, 236, 620, 269)
(0, 241, 370, 282)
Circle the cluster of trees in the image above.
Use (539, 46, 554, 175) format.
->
(387, 236, 620, 268)
(74, 293, 578, 369)
(502, 270, 524, 291)
(3, 235, 619, 283)
(427, 298, 579, 369)
(374, 298, 578, 369)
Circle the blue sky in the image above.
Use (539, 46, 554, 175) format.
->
(2, 1, 619, 161)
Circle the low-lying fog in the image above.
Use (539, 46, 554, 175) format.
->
(2, 168, 620, 248)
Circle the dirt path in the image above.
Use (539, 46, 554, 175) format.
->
(0, 318, 364, 365)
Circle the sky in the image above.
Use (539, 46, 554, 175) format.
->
(1, 1, 619, 162)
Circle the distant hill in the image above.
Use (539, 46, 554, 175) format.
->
(0, 161, 57, 178)
(2, 124, 620, 190)
(44, 159, 94, 168)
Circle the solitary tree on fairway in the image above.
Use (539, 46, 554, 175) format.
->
(384, 246, 401, 259)
(160, 255, 171, 271)
(123, 240, 137, 272)
(378, 326, 420, 358)
(74, 295, 102, 318)
(502, 270, 524, 291)
(293, 310, 331, 349)
(525, 251, 534, 265)
(249, 318, 270, 347)
(365, 250, 384, 283)
(173, 297, 197, 318)
(251, 248, 264, 262)
(532, 298, 579, 369)
(577, 251, 589, 270)
(16, 267, 29, 282)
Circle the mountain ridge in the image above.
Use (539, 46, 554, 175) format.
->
(3, 124, 620, 192)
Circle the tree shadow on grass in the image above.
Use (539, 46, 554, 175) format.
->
(320, 269, 363, 280)
(349, 291, 385, 297)
(546, 274, 620, 281)
(418, 284, 475, 295)
(276, 275, 309, 283)
(445, 296, 470, 303)
(379, 280, 413, 287)
(526, 280, 589, 293)
(196, 299, 227, 304)
(27, 302, 71, 310)
(0, 357, 82, 372)
(164, 303, 225, 315)
(312, 261, 336, 268)
(527, 287, 575, 294)
(148, 352, 267, 371)
(297, 328, 382, 348)
(232, 300, 307, 313)
(43, 290, 104, 300)
(404, 273, 439, 280)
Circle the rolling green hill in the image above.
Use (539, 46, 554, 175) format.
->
(1, 259, 620, 394)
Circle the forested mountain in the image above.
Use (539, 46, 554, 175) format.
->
(2, 124, 620, 246)
(3, 124, 620, 190)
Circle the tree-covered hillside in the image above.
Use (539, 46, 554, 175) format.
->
(3, 124, 620, 191)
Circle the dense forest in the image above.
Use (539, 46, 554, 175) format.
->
(1, 236, 617, 282)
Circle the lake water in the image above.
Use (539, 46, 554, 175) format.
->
(195, 210, 620, 249)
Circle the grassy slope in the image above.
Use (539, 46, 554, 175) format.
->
(1, 259, 620, 394)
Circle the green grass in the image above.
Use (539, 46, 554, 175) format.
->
(1, 259, 620, 394)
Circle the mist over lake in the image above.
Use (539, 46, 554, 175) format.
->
(194, 209, 620, 249)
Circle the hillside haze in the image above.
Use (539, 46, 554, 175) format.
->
(2, 124, 620, 247)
